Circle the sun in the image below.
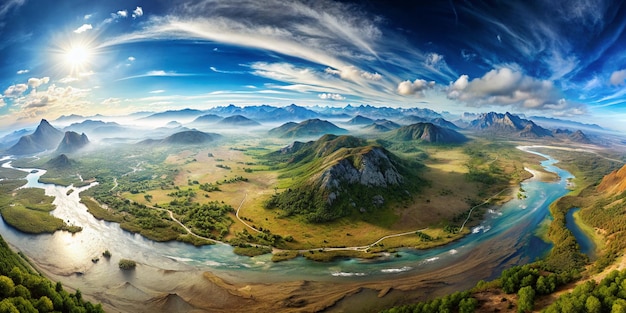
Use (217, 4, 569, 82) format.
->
(62, 42, 93, 74)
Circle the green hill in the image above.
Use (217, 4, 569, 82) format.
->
(264, 135, 424, 222)
(268, 119, 348, 138)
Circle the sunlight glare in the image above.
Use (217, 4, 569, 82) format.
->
(63, 43, 93, 74)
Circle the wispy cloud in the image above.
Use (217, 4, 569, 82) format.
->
(16, 69, 28, 74)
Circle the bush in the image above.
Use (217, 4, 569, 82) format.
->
(118, 259, 136, 270)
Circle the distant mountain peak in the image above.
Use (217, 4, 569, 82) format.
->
(56, 131, 90, 153)
(7, 119, 64, 155)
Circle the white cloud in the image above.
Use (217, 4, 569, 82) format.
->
(149, 90, 165, 94)
(132, 6, 143, 18)
(117, 10, 128, 18)
(128, 56, 136, 61)
(447, 67, 585, 113)
(147, 70, 168, 76)
(610, 69, 626, 86)
(318, 93, 345, 100)
(397, 79, 435, 96)
(16, 69, 28, 74)
(4, 84, 28, 97)
(27, 77, 50, 88)
(73, 24, 93, 33)
(425, 53, 444, 68)
(84, 14, 92, 20)
(0, 98, 5, 108)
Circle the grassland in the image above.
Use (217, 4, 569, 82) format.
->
(0, 183, 82, 234)
(5, 135, 551, 260)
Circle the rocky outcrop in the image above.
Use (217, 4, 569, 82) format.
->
(316, 147, 403, 190)
(468, 112, 552, 138)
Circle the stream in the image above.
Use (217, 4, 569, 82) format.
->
(0, 148, 592, 306)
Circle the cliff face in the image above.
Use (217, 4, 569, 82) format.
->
(316, 147, 403, 190)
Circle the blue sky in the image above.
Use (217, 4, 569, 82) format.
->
(0, 0, 625, 131)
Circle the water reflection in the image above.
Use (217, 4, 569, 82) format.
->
(0, 148, 572, 285)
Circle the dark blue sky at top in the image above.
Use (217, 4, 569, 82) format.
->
(0, 0, 625, 130)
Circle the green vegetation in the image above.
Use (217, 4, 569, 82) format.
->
(232, 245, 272, 257)
(263, 135, 424, 223)
(380, 291, 477, 313)
(0, 183, 82, 234)
(545, 269, 626, 312)
(0, 235, 103, 312)
(118, 259, 137, 270)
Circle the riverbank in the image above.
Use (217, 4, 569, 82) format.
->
(0, 147, 577, 312)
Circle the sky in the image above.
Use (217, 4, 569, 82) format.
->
(0, 0, 625, 131)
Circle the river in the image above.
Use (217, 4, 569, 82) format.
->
(0, 148, 577, 310)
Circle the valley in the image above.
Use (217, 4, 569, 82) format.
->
(0, 106, 624, 312)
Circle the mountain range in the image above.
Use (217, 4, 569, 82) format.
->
(468, 112, 553, 138)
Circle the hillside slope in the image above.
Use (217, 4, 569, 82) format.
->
(264, 134, 423, 222)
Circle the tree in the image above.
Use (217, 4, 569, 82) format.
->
(36, 296, 54, 313)
(0, 276, 15, 298)
(586, 295, 602, 313)
(517, 286, 535, 313)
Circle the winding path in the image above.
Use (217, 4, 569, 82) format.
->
(234, 193, 261, 233)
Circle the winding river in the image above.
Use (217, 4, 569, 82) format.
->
(0, 148, 579, 309)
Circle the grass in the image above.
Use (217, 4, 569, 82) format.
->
(301, 250, 380, 262)
(1, 205, 65, 233)
(233, 245, 272, 257)
(80, 196, 124, 222)
(271, 250, 299, 262)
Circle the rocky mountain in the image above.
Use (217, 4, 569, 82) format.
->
(56, 131, 90, 153)
(346, 115, 374, 125)
(386, 122, 467, 144)
(7, 119, 64, 155)
(265, 134, 420, 222)
(216, 115, 261, 126)
(267, 119, 348, 138)
(468, 112, 552, 138)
